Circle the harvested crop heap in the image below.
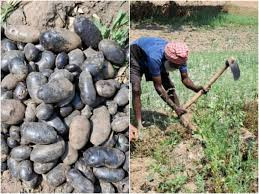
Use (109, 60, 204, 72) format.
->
(1, 15, 129, 193)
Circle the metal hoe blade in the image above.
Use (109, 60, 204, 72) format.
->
(227, 57, 240, 80)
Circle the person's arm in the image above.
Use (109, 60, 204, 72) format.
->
(153, 76, 186, 116)
(180, 72, 203, 93)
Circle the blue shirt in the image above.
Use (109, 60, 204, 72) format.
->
(132, 37, 188, 78)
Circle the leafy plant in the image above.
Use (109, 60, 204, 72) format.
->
(92, 10, 129, 46)
(1, 0, 20, 23)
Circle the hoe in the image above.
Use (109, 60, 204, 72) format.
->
(180, 57, 240, 131)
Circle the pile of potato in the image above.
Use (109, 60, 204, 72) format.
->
(1, 15, 129, 193)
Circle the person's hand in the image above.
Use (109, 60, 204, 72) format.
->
(175, 106, 187, 117)
(197, 86, 209, 94)
(129, 124, 139, 141)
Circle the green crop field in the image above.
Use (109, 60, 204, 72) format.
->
(131, 9, 258, 193)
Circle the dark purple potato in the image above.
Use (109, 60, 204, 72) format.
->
(69, 115, 91, 150)
(1, 88, 13, 100)
(90, 106, 111, 145)
(95, 79, 120, 98)
(113, 177, 129, 193)
(5, 25, 40, 43)
(1, 38, 17, 52)
(24, 43, 40, 61)
(102, 131, 117, 148)
(35, 50, 55, 71)
(123, 151, 129, 172)
(68, 48, 85, 67)
(1, 50, 24, 72)
(79, 70, 96, 106)
(111, 116, 129, 132)
(74, 159, 95, 183)
(116, 134, 129, 152)
(26, 72, 48, 103)
(9, 126, 20, 141)
(37, 78, 75, 106)
(64, 63, 82, 73)
(61, 143, 78, 165)
(93, 167, 125, 182)
(73, 16, 102, 49)
(67, 168, 94, 193)
(114, 86, 129, 106)
(64, 110, 80, 127)
(7, 137, 19, 148)
(41, 68, 53, 78)
(49, 69, 74, 82)
(56, 52, 68, 69)
(13, 82, 28, 100)
(1, 99, 25, 125)
(35, 103, 54, 120)
(33, 160, 57, 174)
(10, 146, 32, 161)
(46, 163, 70, 187)
(71, 92, 84, 110)
(17, 42, 26, 50)
(44, 114, 68, 135)
(106, 100, 118, 115)
(8, 57, 28, 80)
(83, 146, 125, 168)
(39, 28, 81, 53)
(23, 173, 39, 189)
(7, 157, 20, 178)
(21, 122, 58, 144)
(1, 135, 9, 161)
(100, 181, 115, 193)
(1, 161, 7, 172)
(98, 39, 125, 65)
(19, 160, 34, 181)
(60, 105, 73, 117)
(82, 48, 104, 77)
(81, 104, 92, 119)
(30, 137, 65, 163)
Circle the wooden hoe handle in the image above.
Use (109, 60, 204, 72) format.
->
(183, 63, 229, 109)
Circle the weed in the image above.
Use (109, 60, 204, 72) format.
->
(93, 10, 129, 46)
(139, 50, 257, 192)
(1, 0, 20, 23)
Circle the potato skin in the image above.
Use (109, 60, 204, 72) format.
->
(39, 28, 81, 53)
(83, 146, 125, 168)
(93, 167, 125, 182)
(30, 137, 65, 163)
(67, 168, 94, 193)
(21, 122, 58, 144)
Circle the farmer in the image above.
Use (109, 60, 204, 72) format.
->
(130, 37, 207, 140)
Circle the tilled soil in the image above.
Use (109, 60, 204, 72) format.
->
(130, 26, 257, 52)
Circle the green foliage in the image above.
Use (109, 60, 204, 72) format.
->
(1, 0, 20, 23)
(158, 175, 188, 192)
(132, 11, 257, 29)
(92, 11, 129, 46)
(140, 50, 257, 192)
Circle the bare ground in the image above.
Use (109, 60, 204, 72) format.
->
(130, 26, 257, 52)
